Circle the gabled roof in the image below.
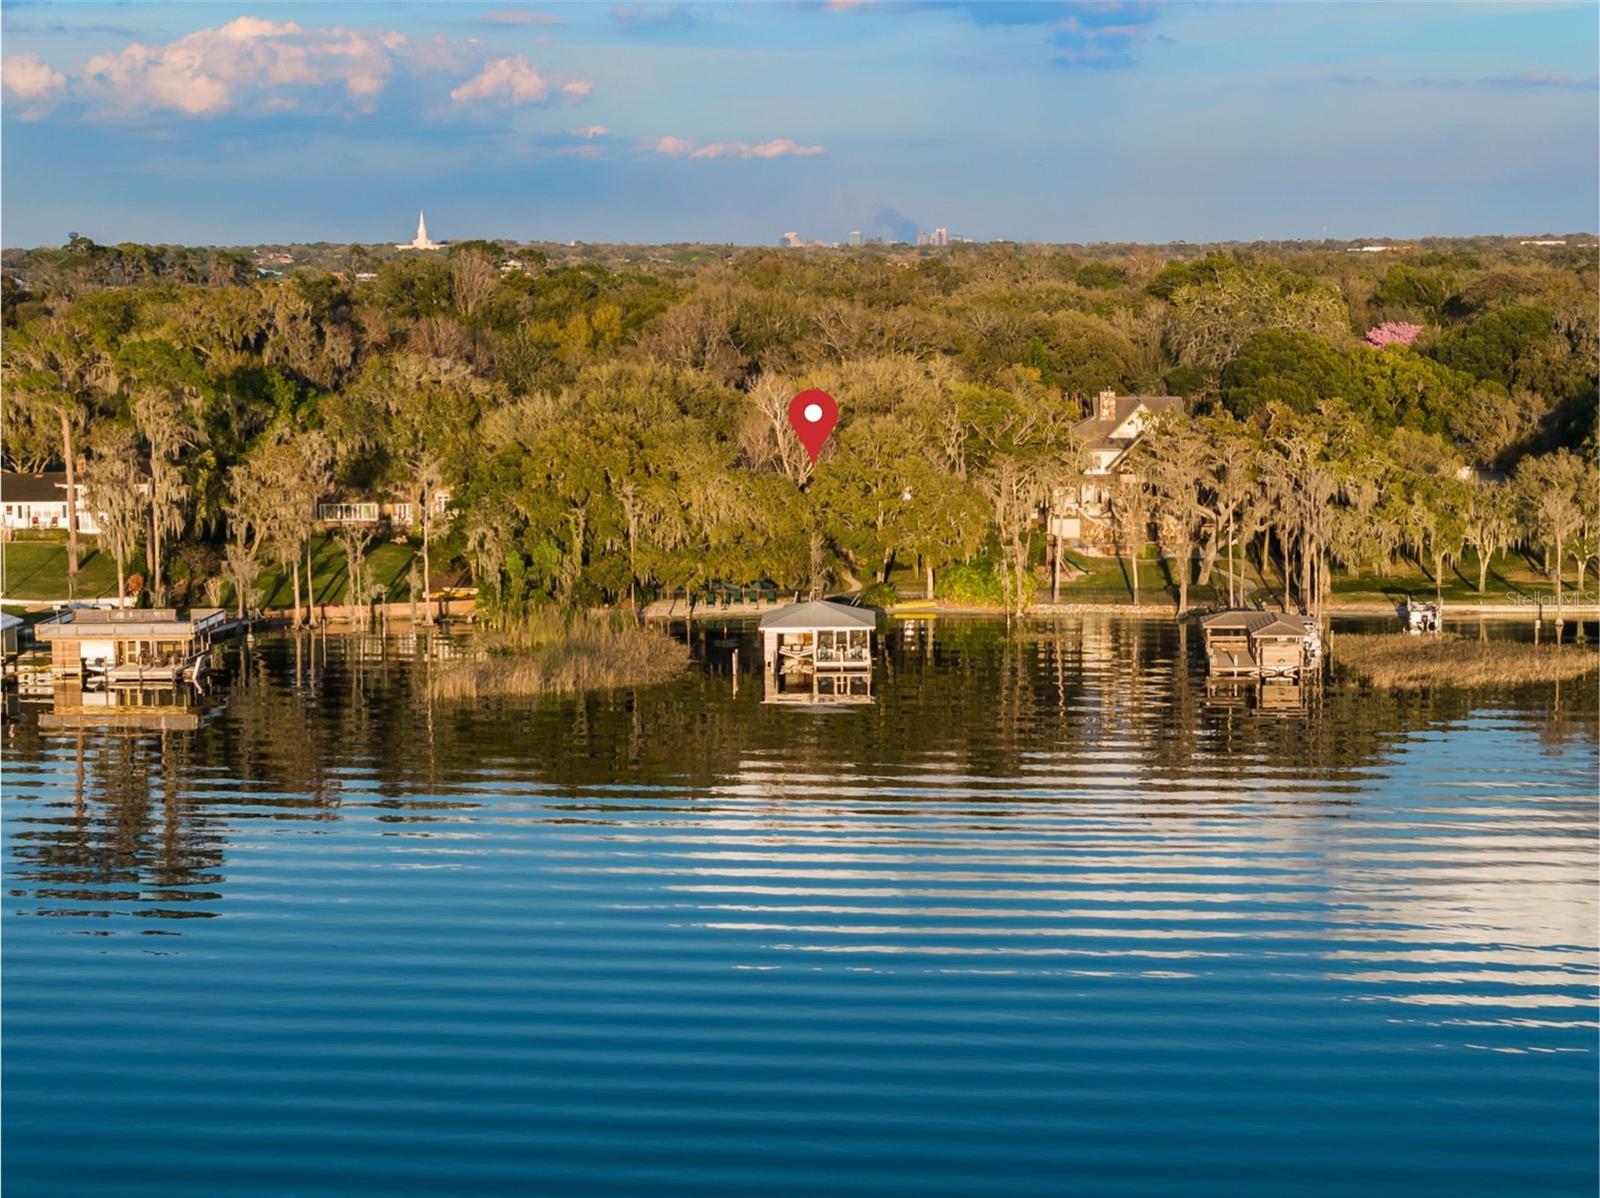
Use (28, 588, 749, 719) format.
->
(1, 472, 74, 504)
(1252, 616, 1314, 639)
(1203, 610, 1270, 631)
(1202, 610, 1310, 638)
(759, 600, 877, 631)
(1072, 395, 1182, 443)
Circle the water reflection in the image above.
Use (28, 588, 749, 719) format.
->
(3, 618, 1595, 1198)
(36, 682, 220, 733)
(6, 621, 1595, 928)
(763, 671, 874, 705)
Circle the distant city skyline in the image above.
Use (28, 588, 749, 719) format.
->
(2, 2, 1596, 247)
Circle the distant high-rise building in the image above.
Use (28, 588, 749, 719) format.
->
(848, 230, 862, 247)
(916, 231, 930, 247)
(780, 231, 803, 248)
(931, 227, 949, 247)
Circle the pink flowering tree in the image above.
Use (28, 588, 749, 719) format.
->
(1364, 321, 1422, 348)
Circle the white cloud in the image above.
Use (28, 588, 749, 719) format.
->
(450, 56, 548, 104)
(6, 16, 585, 121)
(70, 16, 417, 117)
(649, 135, 825, 159)
(1, 52, 68, 118)
(449, 55, 590, 106)
(572, 125, 608, 137)
(714, 138, 823, 158)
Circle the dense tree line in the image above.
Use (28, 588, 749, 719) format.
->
(3, 234, 1595, 620)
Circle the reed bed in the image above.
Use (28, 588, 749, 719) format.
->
(1335, 633, 1599, 690)
(430, 611, 688, 699)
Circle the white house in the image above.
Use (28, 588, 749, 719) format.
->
(1, 472, 102, 536)
(1049, 390, 1182, 552)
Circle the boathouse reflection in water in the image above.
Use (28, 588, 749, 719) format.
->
(4, 618, 1595, 1198)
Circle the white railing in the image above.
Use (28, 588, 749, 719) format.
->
(317, 502, 380, 524)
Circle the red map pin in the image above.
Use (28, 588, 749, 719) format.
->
(788, 389, 839, 464)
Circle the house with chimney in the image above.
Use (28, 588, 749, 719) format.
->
(1049, 390, 1182, 553)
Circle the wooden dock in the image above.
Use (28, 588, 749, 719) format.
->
(1201, 610, 1322, 678)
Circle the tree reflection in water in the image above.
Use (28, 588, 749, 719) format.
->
(5, 618, 1594, 932)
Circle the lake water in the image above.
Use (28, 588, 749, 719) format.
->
(4, 618, 1596, 1197)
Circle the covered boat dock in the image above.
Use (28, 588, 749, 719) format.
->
(1201, 610, 1322, 678)
(35, 607, 228, 685)
(758, 600, 877, 704)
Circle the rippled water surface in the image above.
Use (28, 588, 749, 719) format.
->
(5, 619, 1596, 1197)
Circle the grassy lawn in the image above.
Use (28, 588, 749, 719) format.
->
(2, 534, 421, 608)
(1214, 546, 1580, 608)
(1056, 547, 1587, 609)
(1327, 549, 1589, 606)
(1053, 551, 1216, 606)
(884, 552, 1223, 608)
(251, 534, 420, 609)
(10, 533, 1585, 614)
(1, 542, 122, 600)
(896, 546, 1592, 610)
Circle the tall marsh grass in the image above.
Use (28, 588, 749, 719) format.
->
(430, 610, 688, 699)
(1336, 633, 1599, 690)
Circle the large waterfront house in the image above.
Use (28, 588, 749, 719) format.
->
(1, 471, 102, 537)
(1048, 390, 1182, 553)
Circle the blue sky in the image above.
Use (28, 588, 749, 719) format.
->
(2, 1, 1595, 247)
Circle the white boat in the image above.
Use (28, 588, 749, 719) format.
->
(1405, 600, 1441, 634)
(1299, 617, 1324, 664)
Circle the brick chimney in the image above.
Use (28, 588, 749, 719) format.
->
(1097, 390, 1117, 420)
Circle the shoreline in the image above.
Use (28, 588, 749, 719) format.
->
(640, 597, 1600, 622)
(10, 594, 1597, 629)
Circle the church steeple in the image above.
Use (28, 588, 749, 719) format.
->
(395, 210, 441, 251)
